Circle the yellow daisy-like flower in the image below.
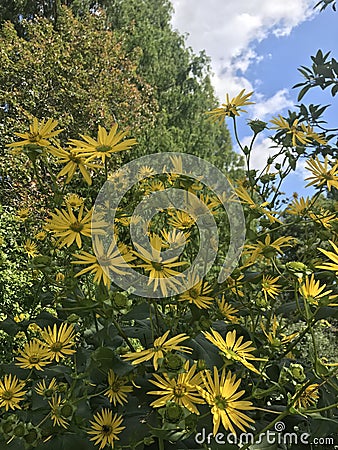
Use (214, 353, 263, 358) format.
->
(49, 395, 69, 428)
(122, 330, 192, 371)
(35, 231, 47, 240)
(148, 361, 205, 414)
(235, 185, 281, 224)
(133, 233, 188, 296)
(39, 323, 76, 362)
(178, 273, 214, 309)
(261, 315, 298, 347)
(64, 193, 85, 209)
(23, 239, 38, 258)
(299, 274, 337, 306)
(69, 124, 137, 164)
(197, 367, 255, 435)
(217, 297, 239, 323)
(0, 374, 27, 411)
(15, 340, 51, 371)
(309, 209, 337, 229)
(206, 89, 254, 122)
(16, 208, 30, 221)
(6, 117, 62, 149)
(138, 165, 155, 180)
(293, 383, 320, 409)
(72, 237, 135, 288)
(244, 234, 295, 264)
(167, 210, 196, 230)
(305, 156, 338, 191)
(35, 378, 58, 397)
(45, 204, 106, 249)
(88, 409, 125, 450)
(286, 196, 311, 215)
(161, 229, 190, 249)
(143, 180, 165, 195)
(270, 116, 309, 147)
(203, 329, 265, 374)
(49, 145, 98, 185)
(317, 240, 338, 274)
(261, 275, 281, 301)
(104, 370, 133, 406)
(117, 214, 142, 227)
(301, 124, 326, 145)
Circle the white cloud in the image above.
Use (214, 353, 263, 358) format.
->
(250, 89, 294, 120)
(171, 0, 316, 114)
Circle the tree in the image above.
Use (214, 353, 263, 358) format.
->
(0, 0, 242, 175)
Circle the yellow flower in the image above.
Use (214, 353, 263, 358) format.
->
(143, 180, 165, 195)
(261, 316, 298, 347)
(46, 205, 106, 248)
(138, 165, 155, 179)
(203, 329, 265, 374)
(217, 297, 239, 323)
(317, 240, 338, 274)
(293, 383, 320, 409)
(14, 313, 28, 323)
(0, 374, 26, 411)
(23, 239, 38, 258)
(117, 214, 142, 227)
(206, 89, 254, 122)
(6, 117, 62, 149)
(161, 229, 190, 249)
(167, 210, 196, 230)
(300, 124, 327, 145)
(122, 330, 192, 371)
(69, 124, 137, 164)
(309, 209, 337, 229)
(55, 272, 65, 282)
(286, 196, 311, 215)
(299, 274, 337, 306)
(133, 233, 187, 296)
(88, 409, 125, 450)
(64, 193, 85, 209)
(261, 275, 281, 301)
(178, 273, 214, 309)
(270, 116, 309, 147)
(35, 231, 47, 240)
(16, 208, 30, 221)
(244, 234, 295, 264)
(15, 340, 51, 371)
(35, 378, 58, 397)
(40, 323, 76, 362)
(235, 185, 281, 224)
(197, 367, 254, 435)
(104, 370, 133, 406)
(49, 395, 69, 428)
(72, 237, 135, 288)
(305, 156, 338, 191)
(49, 145, 98, 185)
(225, 275, 245, 298)
(148, 361, 204, 414)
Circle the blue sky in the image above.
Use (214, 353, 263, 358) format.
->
(171, 1, 338, 198)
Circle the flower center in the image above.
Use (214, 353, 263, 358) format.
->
(1, 391, 13, 401)
(188, 288, 200, 299)
(50, 342, 63, 352)
(102, 424, 112, 435)
(28, 132, 42, 143)
(215, 395, 228, 410)
(174, 384, 186, 397)
(29, 355, 41, 364)
(96, 145, 112, 153)
(152, 261, 164, 271)
(70, 221, 84, 232)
